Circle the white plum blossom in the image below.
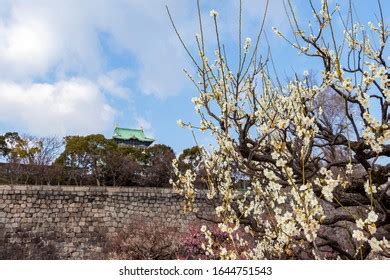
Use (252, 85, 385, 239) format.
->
(368, 238, 382, 252)
(364, 180, 377, 195)
(352, 230, 367, 242)
(209, 9, 219, 17)
(171, 0, 388, 260)
(346, 163, 353, 175)
(367, 211, 379, 223)
(176, 119, 185, 128)
(244, 37, 252, 52)
(356, 219, 365, 229)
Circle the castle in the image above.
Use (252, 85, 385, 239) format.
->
(112, 127, 154, 148)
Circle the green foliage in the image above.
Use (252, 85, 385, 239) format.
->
(10, 138, 41, 164)
(145, 144, 175, 164)
(56, 134, 117, 167)
(176, 145, 207, 189)
(56, 134, 117, 186)
(177, 146, 202, 172)
(53, 135, 177, 187)
(0, 135, 7, 158)
(117, 146, 148, 163)
(0, 132, 20, 158)
(0, 131, 180, 188)
(141, 144, 176, 188)
(0, 132, 43, 165)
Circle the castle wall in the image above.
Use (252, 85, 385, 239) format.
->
(0, 185, 215, 259)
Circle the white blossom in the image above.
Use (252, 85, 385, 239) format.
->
(176, 119, 185, 128)
(244, 37, 252, 52)
(171, 0, 389, 259)
(367, 210, 378, 223)
(364, 180, 377, 195)
(356, 219, 365, 229)
(352, 230, 367, 242)
(209, 9, 219, 17)
(368, 238, 382, 252)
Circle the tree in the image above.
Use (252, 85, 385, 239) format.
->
(0, 133, 64, 185)
(5, 134, 42, 184)
(0, 132, 21, 160)
(102, 148, 141, 187)
(0, 135, 7, 158)
(177, 146, 202, 172)
(0, 132, 21, 184)
(142, 144, 175, 188)
(170, 0, 389, 259)
(31, 136, 64, 185)
(56, 134, 117, 186)
(177, 146, 206, 188)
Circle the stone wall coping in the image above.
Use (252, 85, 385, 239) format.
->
(0, 185, 209, 196)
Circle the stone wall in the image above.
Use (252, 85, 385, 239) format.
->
(0, 185, 215, 259)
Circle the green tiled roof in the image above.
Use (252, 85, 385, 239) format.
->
(113, 127, 154, 143)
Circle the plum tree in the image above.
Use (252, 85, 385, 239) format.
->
(169, 0, 389, 259)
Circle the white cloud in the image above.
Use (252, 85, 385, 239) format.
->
(135, 117, 154, 138)
(0, 12, 60, 80)
(0, 0, 191, 136)
(0, 0, 194, 96)
(0, 0, 289, 137)
(0, 0, 286, 95)
(97, 69, 133, 100)
(0, 79, 115, 136)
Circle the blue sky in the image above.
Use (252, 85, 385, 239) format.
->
(0, 0, 388, 154)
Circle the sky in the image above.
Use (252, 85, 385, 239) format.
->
(0, 0, 388, 154)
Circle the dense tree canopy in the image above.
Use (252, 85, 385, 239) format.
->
(56, 134, 117, 186)
(0, 132, 179, 188)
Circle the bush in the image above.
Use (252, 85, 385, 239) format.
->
(103, 220, 180, 260)
(102, 220, 255, 260)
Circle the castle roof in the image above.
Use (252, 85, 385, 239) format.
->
(113, 127, 154, 143)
